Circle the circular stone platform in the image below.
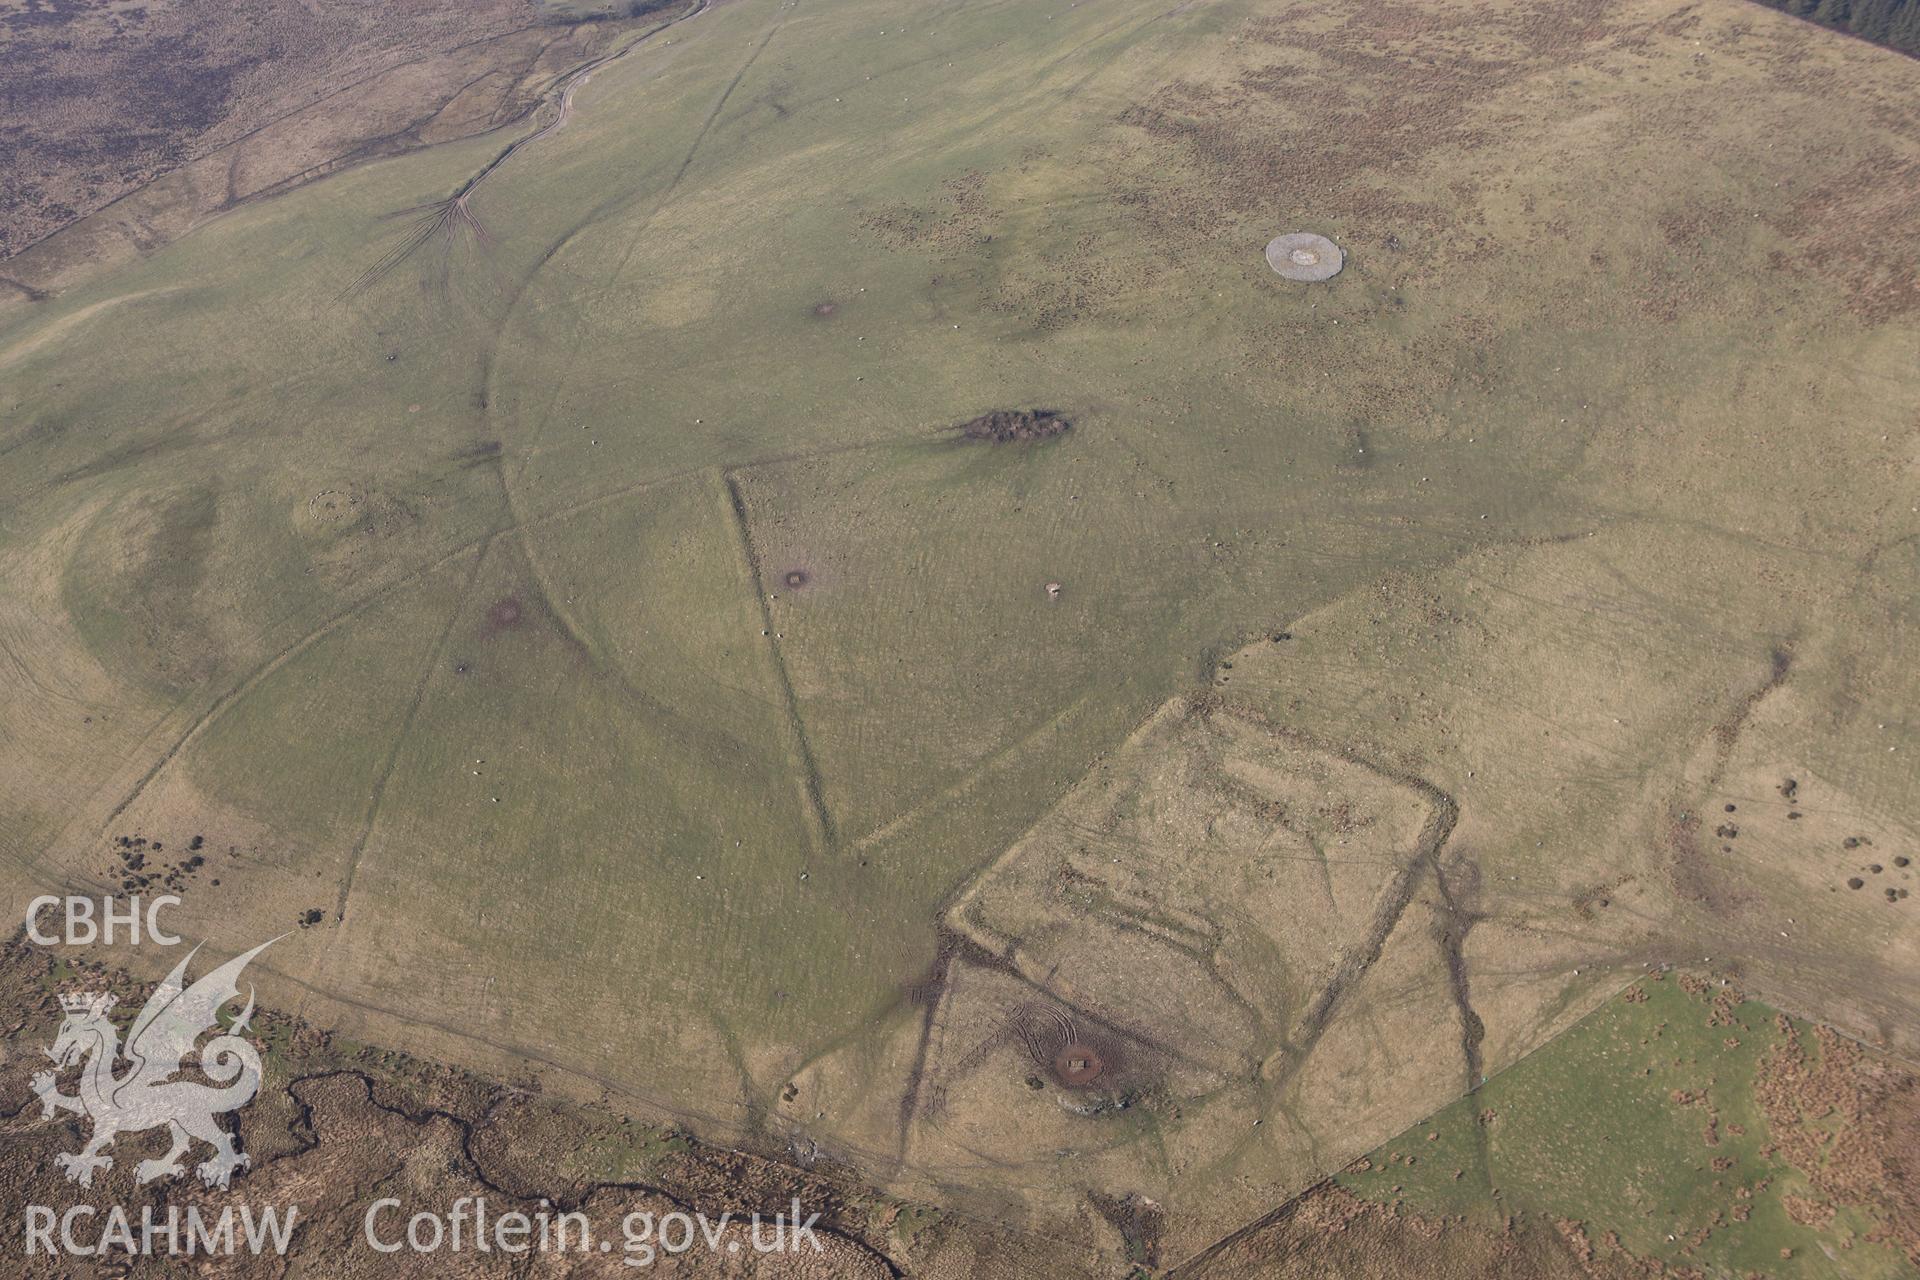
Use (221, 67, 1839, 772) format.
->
(1265, 232, 1344, 282)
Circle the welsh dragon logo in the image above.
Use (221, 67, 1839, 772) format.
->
(32, 940, 274, 1189)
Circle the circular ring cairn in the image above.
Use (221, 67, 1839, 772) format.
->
(1265, 232, 1344, 282)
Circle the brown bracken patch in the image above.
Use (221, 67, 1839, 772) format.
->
(1756, 1019, 1920, 1267)
(486, 597, 524, 630)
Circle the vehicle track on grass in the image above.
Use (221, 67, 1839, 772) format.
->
(458, 0, 801, 594)
(938, 693, 1469, 1098)
(238, 948, 1079, 1216)
(71, 545, 492, 856)
(901, 694, 1475, 1182)
(1168, 862, 1920, 1277)
(326, 540, 490, 929)
(347, 0, 716, 296)
(21, 506, 650, 889)
(0, 934, 1078, 1268)
(1049, 0, 1213, 100)
(458, 0, 811, 834)
(30, 418, 943, 892)
(480, 0, 800, 460)
(0, 276, 47, 302)
(1, 19, 581, 274)
(894, 925, 1226, 1170)
(1259, 793, 1465, 1083)
(1432, 856, 1488, 1092)
(66, 537, 499, 856)
(244, 36, 568, 213)
(1662, 644, 1794, 911)
(601, 0, 795, 284)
